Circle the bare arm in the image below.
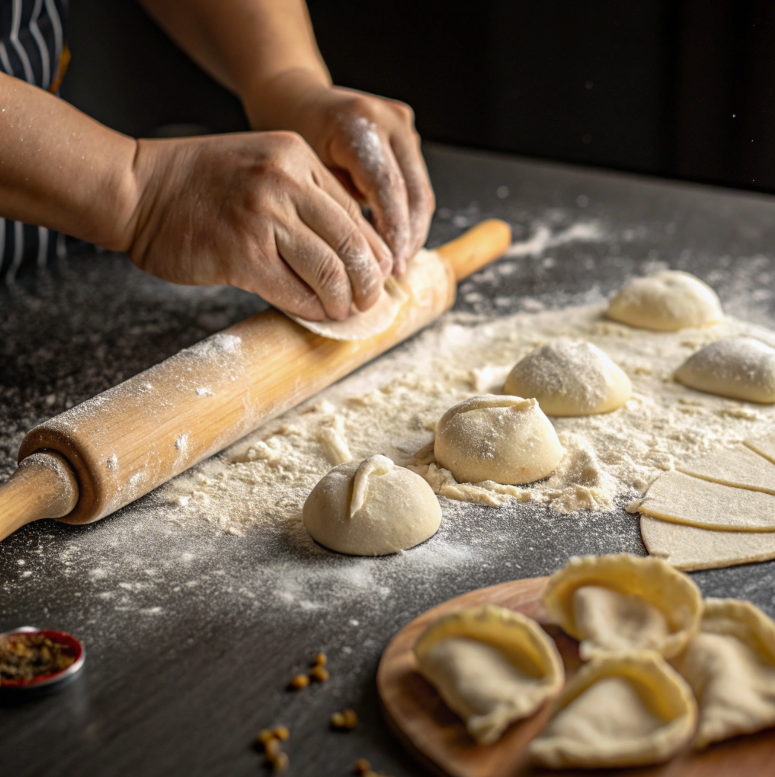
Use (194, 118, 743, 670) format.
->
(141, 0, 436, 274)
(0, 72, 389, 319)
(0, 72, 137, 251)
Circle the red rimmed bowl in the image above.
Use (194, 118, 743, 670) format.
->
(1, 627, 85, 690)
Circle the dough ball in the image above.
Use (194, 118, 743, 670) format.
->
(302, 454, 441, 556)
(675, 337, 775, 403)
(504, 340, 631, 416)
(434, 394, 563, 485)
(607, 271, 722, 331)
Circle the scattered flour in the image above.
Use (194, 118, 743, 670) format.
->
(161, 303, 775, 536)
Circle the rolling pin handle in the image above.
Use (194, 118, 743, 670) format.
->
(0, 452, 79, 541)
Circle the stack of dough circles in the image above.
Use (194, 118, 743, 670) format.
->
(528, 652, 697, 769)
(607, 270, 723, 331)
(434, 395, 564, 485)
(302, 454, 441, 556)
(504, 340, 632, 416)
(414, 604, 564, 744)
(675, 337, 775, 403)
(542, 554, 702, 660)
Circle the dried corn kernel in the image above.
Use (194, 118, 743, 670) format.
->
(354, 759, 371, 776)
(314, 652, 327, 666)
(271, 751, 289, 773)
(271, 725, 289, 741)
(310, 665, 329, 683)
(289, 673, 310, 689)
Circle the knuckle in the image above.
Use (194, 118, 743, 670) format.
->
(391, 100, 415, 124)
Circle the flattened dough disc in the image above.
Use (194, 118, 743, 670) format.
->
(677, 443, 775, 495)
(637, 470, 775, 532)
(286, 274, 409, 341)
(746, 430, 775, 466)
(641, 516, 775, 571)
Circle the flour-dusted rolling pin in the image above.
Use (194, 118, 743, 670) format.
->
(0, 220, 512, 542)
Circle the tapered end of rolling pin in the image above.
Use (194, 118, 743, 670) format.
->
(436, 219, 512, 281)
(0, 452, 79, 541)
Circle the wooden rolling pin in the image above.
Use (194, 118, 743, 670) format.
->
(0, 220, 512, 542)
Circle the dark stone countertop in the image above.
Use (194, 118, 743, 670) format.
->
(2, 143, 775, 776)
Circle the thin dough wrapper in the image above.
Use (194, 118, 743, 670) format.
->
(677, 443, 775, 495)
(434, 395, 564, 485)
(503, 340, 631, 416)
(676, 598, 775, 749)
(302, 454, 441, 555)
(675, 337, 775, 403)
(414, 604, 564, 745)
(529, 653, 697, 769)
(285, 247, 451, 340)
(542, 554, 702, 659)
(606, 270, 722, 331)
(637, 470, 775, 531)
(640, 514, 775, 571)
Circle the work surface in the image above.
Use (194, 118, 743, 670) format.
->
(3, 144, 775, 777)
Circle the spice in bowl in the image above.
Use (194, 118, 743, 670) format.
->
(0, 629, 82, 688)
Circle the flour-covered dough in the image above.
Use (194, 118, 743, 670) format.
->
(302, 454, 440, 555)
(675, 337, 775, 403)
(607, 270, 722, 331)
(542, 554, 701, 660)
(677, 443, 775, 495)
(433, 395, 563, 485)
(503, 340, 631, 416)
(415, 604, 564, 744)
(529, 653, 697, 769)
(637, 470, 775, 531)
(640, 515, 775, 571)
(675, 598, 775, 749)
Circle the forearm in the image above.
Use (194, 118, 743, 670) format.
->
(0, 74, 138, 250)
(139, 0, 331, 128)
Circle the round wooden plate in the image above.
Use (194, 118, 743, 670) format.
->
(377, 576, 775, 777)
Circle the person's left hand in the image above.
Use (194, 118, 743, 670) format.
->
(246, 73, 435, 277)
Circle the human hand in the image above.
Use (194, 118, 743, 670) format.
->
(246, 76, 435, 276)
(123, 131, 393, 321)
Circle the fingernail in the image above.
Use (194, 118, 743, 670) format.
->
(379, 257, 392, 276)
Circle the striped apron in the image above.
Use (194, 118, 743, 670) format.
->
(0, 0, 68, 283)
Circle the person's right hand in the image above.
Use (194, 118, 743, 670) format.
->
(121, 131, 393, 321)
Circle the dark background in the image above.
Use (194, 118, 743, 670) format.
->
(63, 0, 775, 193)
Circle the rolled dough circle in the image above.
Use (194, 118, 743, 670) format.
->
(607, 271, 722, 331)
(675, 337, 775, 403)
(434, 394, 564, 485)
(302, 454, 441, 556)
(504, 340, 631, 416)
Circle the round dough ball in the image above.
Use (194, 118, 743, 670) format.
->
(675, 337, 775, 403)
(302, 454, 441, 556)
(504, 340, 632, 416)
(434, 395, 564, 485)
(607, 271, 722, 331)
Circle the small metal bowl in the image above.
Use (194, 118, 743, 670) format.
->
(1, 626, 85, 691)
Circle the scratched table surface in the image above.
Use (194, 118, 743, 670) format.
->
(2, 144, 775, 777)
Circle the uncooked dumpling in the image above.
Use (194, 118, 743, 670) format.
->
(675, 337, 775, 403)
(433, 395, 564, 485)
(503, 340, 631, 416)
(414, 604, 564, 745)
(302, 454, 441, 555)
(607, 270, 722, 331)
(542, 554, 702, 659)
(529, 653, 697, 769)
(675, 598, 775, 749)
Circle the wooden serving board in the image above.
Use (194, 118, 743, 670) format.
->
(377, 577, 775, 777)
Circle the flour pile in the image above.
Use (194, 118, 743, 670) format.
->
(162, 303, 775, 536)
